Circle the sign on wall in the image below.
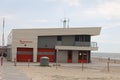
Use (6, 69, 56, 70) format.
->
(19, 40, 32, 44)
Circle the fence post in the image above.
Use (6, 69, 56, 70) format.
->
(107, 57, 110, 72)
(28, 59, 30, 68)
(82, 61, 84, 71)
(14, 58, 16, 66)
(56, 49, 58, 69)
(1, 57, 3, 66)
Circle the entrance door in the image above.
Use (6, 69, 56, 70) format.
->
(78, 51, 88, 63)
(67, 51, 72, 63)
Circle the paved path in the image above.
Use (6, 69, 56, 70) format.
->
(0, 58, 31, 80)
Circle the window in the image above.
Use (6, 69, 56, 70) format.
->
(78, 52, 82, 60)
(85, 35, 90, 42)
(83, 53, 87, 60)
(57, 36, 62, 41)
(75, 35, 90, 42)
(79, 36, 83, 41)
(75, 35, 79, 41)
(78, 51, 87, 60)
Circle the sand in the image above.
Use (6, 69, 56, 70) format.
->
(16, 58, 120, 80)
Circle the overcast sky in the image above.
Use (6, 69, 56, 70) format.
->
(0, 0, 120, 53)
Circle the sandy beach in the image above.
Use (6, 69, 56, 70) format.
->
(15, 58, 120, 80)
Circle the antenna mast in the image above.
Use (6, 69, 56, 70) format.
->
(62, 17, 70, 28)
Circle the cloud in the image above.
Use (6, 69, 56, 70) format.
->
(83, 1, 120, 20)
(98, 1, 120, 19)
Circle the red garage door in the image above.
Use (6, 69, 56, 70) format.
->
(37, 48, 55, 62)
(17, 48, 33, 62)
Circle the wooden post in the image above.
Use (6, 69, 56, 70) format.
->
(14, 58, 16, 66)
(56, 49, 58, 69)
(87, 51, 88, 63)
(82, 61, 84, 71)
(82, 51, 84, 71)
(28, 59, 30, 68)
(1, 57, 3, 66)
(107, 57, 110, 72)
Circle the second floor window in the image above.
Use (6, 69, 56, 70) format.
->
(57, 36, 62, 41)
(75, 35, 90, 42)
(75, 35, 79, 41)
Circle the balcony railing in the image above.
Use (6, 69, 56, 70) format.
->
(56, 42, 97, 48)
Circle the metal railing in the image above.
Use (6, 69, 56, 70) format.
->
(56, 42, 97, 48)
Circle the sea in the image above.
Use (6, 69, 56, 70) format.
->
(91, 52, 120, 60)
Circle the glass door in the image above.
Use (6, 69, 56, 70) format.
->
(78, 51, 88, 63)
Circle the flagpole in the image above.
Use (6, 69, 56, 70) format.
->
(1, 17, 5, 66)
(2, 17, 5, 48)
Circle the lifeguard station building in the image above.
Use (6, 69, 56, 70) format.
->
(7, 27, 101, 63)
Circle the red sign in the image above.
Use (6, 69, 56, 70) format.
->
(19, 40, 32, 44)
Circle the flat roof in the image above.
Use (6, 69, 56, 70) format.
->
(12, 27, 101, 36)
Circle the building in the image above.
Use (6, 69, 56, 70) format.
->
(7, 27, 101, 63)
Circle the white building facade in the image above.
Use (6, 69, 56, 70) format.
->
(7, 27, 101, 63)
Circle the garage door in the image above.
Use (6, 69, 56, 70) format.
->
(37, 48, 55, 62)
(17, 48, 33, 62)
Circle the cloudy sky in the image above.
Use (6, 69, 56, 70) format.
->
(0, 0, 120, 53)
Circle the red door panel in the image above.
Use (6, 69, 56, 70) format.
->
(17, 48, 33, 62)
(67, 51, 72, 63)
(17, 54, 33, 62)
(37, 48, 55, 62)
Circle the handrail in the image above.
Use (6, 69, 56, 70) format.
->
(56, 42, 97, 47)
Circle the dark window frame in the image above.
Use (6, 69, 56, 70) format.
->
(75, 35, 90, 42)
(75, 35, 79, 41)
(57, 36, 62, 41)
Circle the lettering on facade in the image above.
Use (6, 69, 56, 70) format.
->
(19, 40, 32, 44)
